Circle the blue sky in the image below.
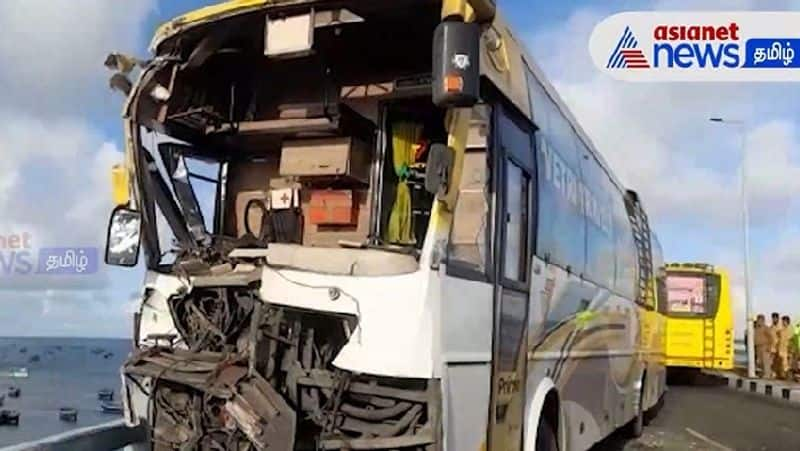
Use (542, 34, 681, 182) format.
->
(2, 0, 799, 337)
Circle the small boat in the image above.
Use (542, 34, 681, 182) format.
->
(97, 388, 114, 401)
(103, 352, 114, 359)
(7, 387, 20, 398)
(0, 409, 19, 426)
(18, 347, 27, 354)
(99, 401, 123, 414)
(28, 354, 40, 363)
(58, 407, 78, 422)
(0, 367, 29, 378)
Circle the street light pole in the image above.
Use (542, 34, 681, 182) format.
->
(710, 117, 754, 378)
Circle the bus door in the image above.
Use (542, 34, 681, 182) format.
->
(488, 105, 536, 451)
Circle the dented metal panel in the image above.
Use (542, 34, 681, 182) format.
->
(122, 271, 441, 450)
(225, 376, 296, 451)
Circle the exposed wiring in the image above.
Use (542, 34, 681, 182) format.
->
(263, 265, 363, 344)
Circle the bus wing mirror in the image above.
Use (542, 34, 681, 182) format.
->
(425, 144, 455, 198)
(433, 21, 480, 108)
(105, 206, 142, 267)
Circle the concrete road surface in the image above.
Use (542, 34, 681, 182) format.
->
(593, 383, 800, 451)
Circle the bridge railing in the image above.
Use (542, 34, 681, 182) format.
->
(734, 338, 746, 367)
(0, 339, 753, 451)
(0, 419, 147, 451)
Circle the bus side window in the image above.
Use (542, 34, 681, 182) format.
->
(503, 160, 530, 282)
(579, 141, 616, 289)
(448, 106, 491, 275)
(612, 195, 637, 301)
(528, 66, 587, 275)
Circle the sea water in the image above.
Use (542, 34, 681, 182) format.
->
(0, 336, 130, 447)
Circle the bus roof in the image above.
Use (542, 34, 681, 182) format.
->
(151, 0, 428, 51)
(665, 263, 728, 276)
(151, 0, 288, 51)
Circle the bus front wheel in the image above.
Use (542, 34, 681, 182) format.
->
(626, 378, 645, 438)
(536, 416, 559, 451)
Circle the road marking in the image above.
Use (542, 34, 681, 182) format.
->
(685, 428, 734, 451)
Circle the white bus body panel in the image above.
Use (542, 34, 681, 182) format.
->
(260, 267, 438, 378)
(439, 271, 494, 451)
(525, 256, 642, 450)
(136, 271, 189, 349)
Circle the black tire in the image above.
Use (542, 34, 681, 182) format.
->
(626, 380, 645, 438)
(536, 415, 559, 451)
(644, 392, 665, 425)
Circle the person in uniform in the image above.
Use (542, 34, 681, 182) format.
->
(777, 315, 792, 379)
(792, 318, 800, 381)
(768, 312, 782, 379)
(754, 314, 771, 378)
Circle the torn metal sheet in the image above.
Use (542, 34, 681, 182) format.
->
(225, 376, 296, 451)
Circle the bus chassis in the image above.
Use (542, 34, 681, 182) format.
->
(124, 286, 439, 451)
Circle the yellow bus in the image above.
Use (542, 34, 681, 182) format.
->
(661, 263, 735, 372)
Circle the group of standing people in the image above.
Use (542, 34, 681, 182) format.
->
(754, 313, 800, 380)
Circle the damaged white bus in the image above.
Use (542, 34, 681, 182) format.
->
(104, 1, 666, 450)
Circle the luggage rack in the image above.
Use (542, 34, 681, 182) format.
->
(200, 103, 375, 153)
(204, 102, 360, 138)
(207, 116, 340, 137)
(168, 106, 231, 131)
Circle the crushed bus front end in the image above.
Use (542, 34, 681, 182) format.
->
(104, 1, 487, 449)
(123, 271, 442, 450)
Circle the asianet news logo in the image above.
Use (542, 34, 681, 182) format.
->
(633, 23, 740, 69)
(652, 23, 741, 68)
(591, 12, 800, 82)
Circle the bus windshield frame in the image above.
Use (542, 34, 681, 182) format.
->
(660, 271, 722, 319)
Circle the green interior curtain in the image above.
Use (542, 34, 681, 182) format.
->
(387, 121, 422, 244)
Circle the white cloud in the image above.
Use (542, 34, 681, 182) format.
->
(653, 0, 798, 9)
(0, 114, 120, 292)
(0, 0, 155, 336)
(526, 1, 800, 325)
(750, 229, 800, 316)
(0, 114, 120, 243)
(745, 121, 800, 214)
(0, 0, 157, 115)
(527, 6, 800, 229)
